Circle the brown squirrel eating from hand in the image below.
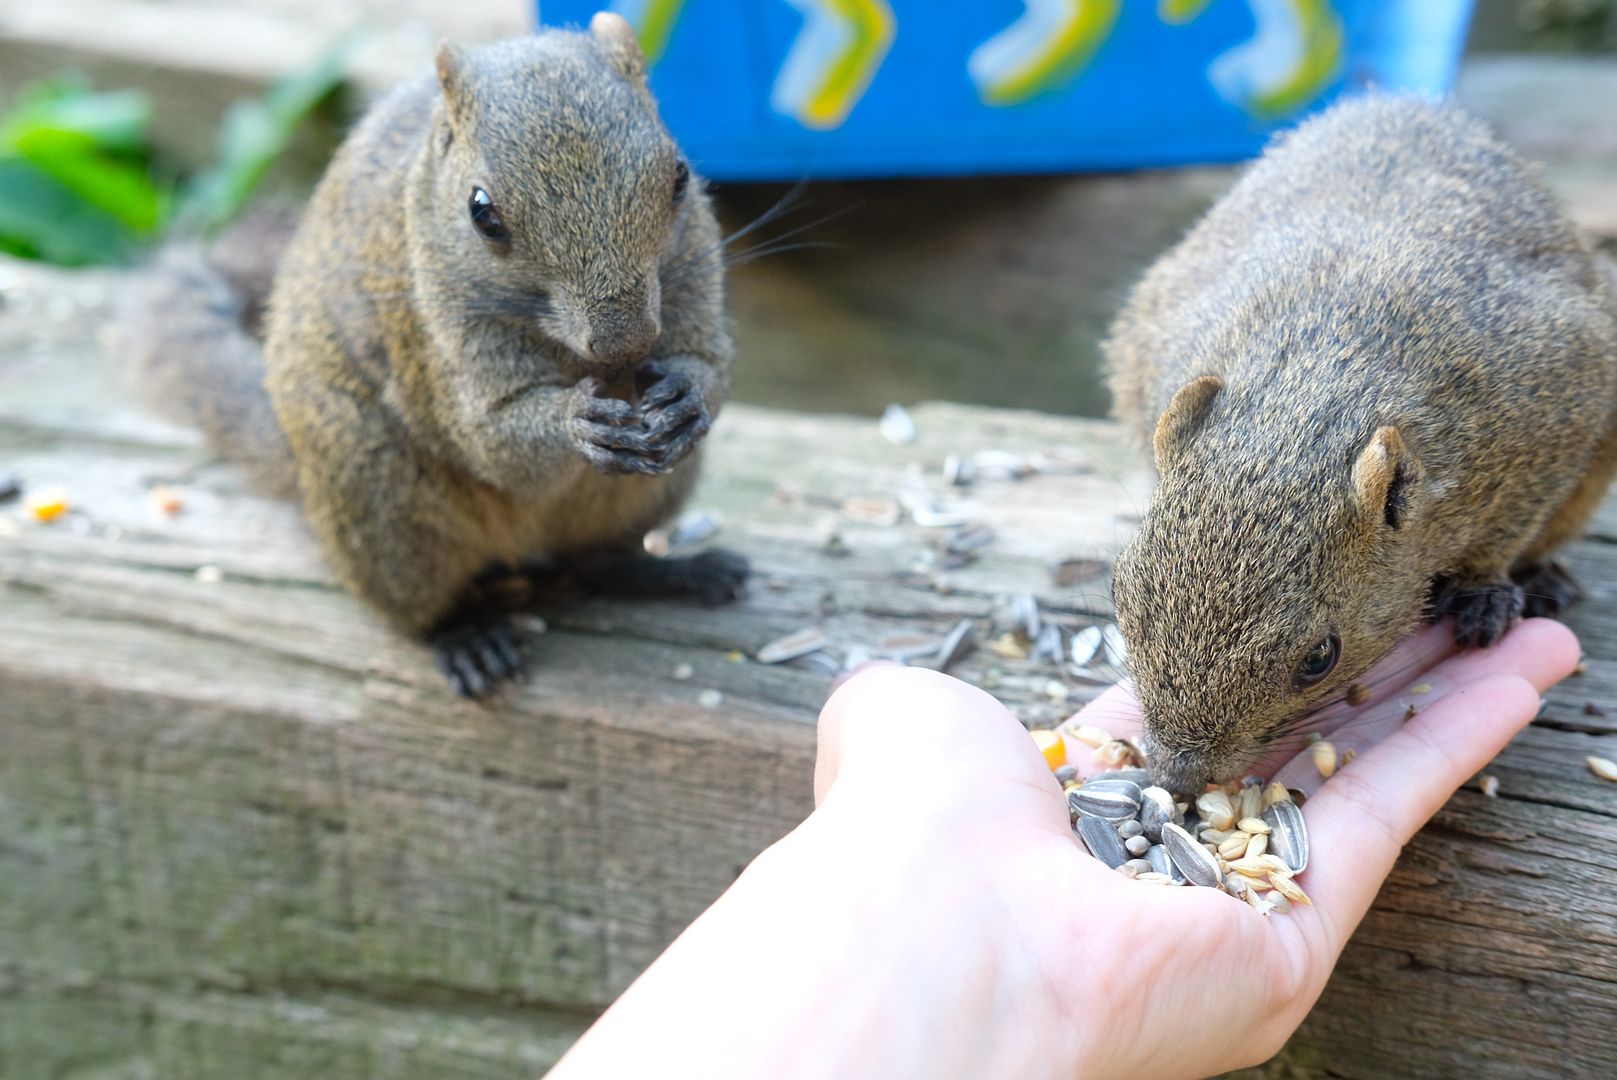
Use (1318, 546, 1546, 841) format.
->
(1104, 93, 1617, 797)
(124, 14, 746, 698)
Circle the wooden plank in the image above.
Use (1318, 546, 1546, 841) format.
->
(4, 249, 1617, 1079)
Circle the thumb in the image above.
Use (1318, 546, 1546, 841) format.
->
(813, 665, 1048, 808)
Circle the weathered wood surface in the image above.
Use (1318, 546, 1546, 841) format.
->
(3, 257, 1617, 1080)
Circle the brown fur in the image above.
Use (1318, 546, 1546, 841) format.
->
(1103, 93, 1617, 796)
(125, 18, 733, 692)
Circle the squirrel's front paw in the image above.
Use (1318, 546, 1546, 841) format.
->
(429, 602, 524, 699)
(636, 362, 712, 466)
(569, 377, 677, 476)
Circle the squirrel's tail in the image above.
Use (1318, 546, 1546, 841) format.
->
(118, 208, 300, 496)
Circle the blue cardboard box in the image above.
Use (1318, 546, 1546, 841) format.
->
(537, 1, 1475, 179)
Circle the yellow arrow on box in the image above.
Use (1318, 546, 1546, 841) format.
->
(968, 0, 1122, 107)
(770, 0, 896, 130)
(1207, 0, 1344, 117)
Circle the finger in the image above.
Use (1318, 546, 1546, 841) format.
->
(1265, 619, 1579, 790)
(813, 665, 1042, 808)
(1295, 672, 1548, 956)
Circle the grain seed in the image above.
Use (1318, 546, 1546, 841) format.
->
(1412, 683, 1432, 695)
(1480, 774, 1499, 797)
(1195, 791, 1236, 831)
(1588, 756, 1617, 783)
(757, 627, 827, 664)
(1268, 873, 1311, 906)
(879, 403, 917, 444)
(1237, 816, 1270, 835)
(1135, 871, 1175, 885)
(1236, 784, 1263, 822)
(1217, 833, 1252, 859)
(1264, 781, 1290, 807)
(1244, 833, 1268, 860)
(1063, 721, 1113, 749)
(1311, 740, 1338, 779)
(1123, 858, 1155, 876)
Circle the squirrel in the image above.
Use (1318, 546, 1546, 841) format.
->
(123, 14, 748, 698)
(1103, 93, 1617, 797)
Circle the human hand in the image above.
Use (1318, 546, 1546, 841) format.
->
(810, 618, 1577, 1078)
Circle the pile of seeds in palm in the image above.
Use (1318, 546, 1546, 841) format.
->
(1033, 725, 1312, 915)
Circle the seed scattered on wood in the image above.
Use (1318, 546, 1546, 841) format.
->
(944, 523, 996, 555)
(878, 403, 917, 445)
(1044, 679, 1070, 702)
(1069, 625, 1103, 666)
(1583, 702, 1608, 718)
(149, 485, 184, 515)
(841, 496, 902, 526)
(934, 619, 977, 673)
(988, 633, 1030, 660)
(1011, 593, 1041, 639)
(876, 631, 944, 661)
(757, 627, 828, 664)
(24, 487, 68, 523)
(1053, 558, 1105, 588)
(1480, 774, 1499, 797)
(1312, 740, 1339, 778)
(697, 689, 724, 709)
(672, 663, 694, 681)
(971, 449, 1029, 480)
(1573, 660, 1587, 676)
(942, 454, 973, 486)
(1032, 625, 1066, 664)
(1588, 756, 1617, 783)
(194, 565, 224, 584)
(0, 470, 21, 503)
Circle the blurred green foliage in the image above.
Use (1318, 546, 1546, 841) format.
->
(0, 41, 349, 267)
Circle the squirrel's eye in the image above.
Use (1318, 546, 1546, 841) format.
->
(671, 161, 689, 207)
(1293, 633, 1341, 689)
(468, 186, 510, 244)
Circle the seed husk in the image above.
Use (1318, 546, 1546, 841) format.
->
(1069, 785, 1140, 821)
(1588, 756, 1617, 783)
(934, 619, 977, 673)
(1145, 843, 1184, 883)
(1161, 822, 1223, 889)
(1311, 740, 1339, 779)
(1077, 814, 1130, 868)
(757, 627, 828, 664)
(1260, 799, 1309, 872)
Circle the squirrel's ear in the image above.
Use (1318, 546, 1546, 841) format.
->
(1153, 375, 1223, 470)
(1352, 426, 1419, 530)
(435, 42, 473, 126)
(590, 11, 647, 82)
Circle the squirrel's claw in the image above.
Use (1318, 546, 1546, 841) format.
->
(430, 604, 524, 699)
(1512, 559, 1582, 619)
(1430, 576, 1525, 648)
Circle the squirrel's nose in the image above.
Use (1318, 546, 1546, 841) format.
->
(587, 313, 660, 367)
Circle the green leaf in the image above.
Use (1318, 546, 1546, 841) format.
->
(182, 35, 354, 230)
(0, 88, 152, 155)
(0, 159, 140, 266)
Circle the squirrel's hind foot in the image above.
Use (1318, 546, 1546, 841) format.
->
(429, 602, 525, 699)
(1511, 559, 1582, 618)
(1428, 576, 1525, 648)
(567, 548, 750, 605)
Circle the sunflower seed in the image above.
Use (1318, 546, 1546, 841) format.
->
(1077, 814, 1130, 868)
(1145, 843, 1184, 883)
(757, 627, 828, 664)
(1123, 858, 1155, 876)
(1161, 822, 1223, 888)
(1011, 593, 1041, 639)
(1069, 626, 1104, 666)
(879, 403, 917, 445)
(1069, 785, 1140, 821)
(1259, 799, 1309, 872)
(1137, 786, 1181, 842)
(1124, 835, 1151, 857)
(1054, 764, 1078, 786)
(1117, 819, 1144, 839)
(1031, 624, 1065, 663)
(934, 619, 977, 672)
(942, 454, 973, 487)
(1099, 767, 1154, 787)
(1082, 777, 1143, 799)
(945, 524, 996, 555)
(972, 449, 1029, 479)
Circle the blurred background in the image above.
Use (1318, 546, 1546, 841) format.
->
(0, 0, 1612, 418)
